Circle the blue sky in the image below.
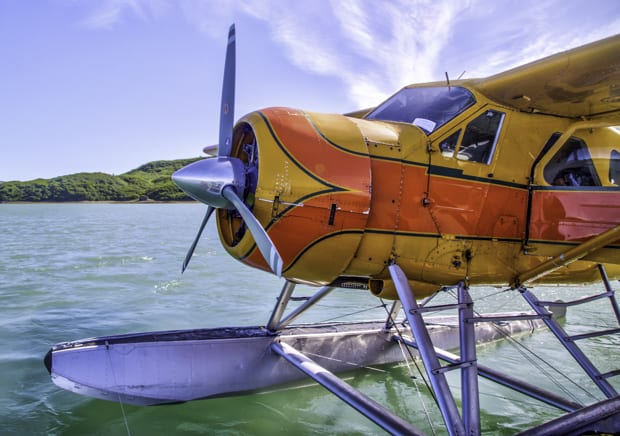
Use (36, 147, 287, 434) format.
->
(1, 0, 619, 181)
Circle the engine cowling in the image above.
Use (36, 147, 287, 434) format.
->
(217, 107, 372, 285)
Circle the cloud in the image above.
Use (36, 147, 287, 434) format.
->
(445, 0, 620, 79)
(178, 0, 238, 37)
(73, 0, 620, 108)
(235, 0, 471, 106)
(89, 0, 468, 106)
(79, 0, 169, 29)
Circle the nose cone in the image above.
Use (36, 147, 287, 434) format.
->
(172, 158, 246, 209)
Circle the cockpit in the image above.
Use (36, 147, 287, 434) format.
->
(364, 86, 476, 134)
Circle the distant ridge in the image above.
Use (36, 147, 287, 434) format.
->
(0, 158, 202, 202)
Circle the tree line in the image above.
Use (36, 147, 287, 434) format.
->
(0, 158, 202, 202)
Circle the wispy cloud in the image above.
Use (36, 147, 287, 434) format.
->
(74, 0, 620, 107)
(79, 0, 168, 29)
(446, 0, 620, 78)
(178, 0, 238, 37)
(232, 0, 472, 106)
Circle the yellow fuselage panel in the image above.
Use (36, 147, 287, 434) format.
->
(216, 95, 620, 296)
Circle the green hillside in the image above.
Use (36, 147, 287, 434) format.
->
(0, 158, 202, 202)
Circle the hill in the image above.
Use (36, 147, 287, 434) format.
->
(0, 158, 202, 202)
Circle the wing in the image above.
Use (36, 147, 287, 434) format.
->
(475, 34, 620, 123)
(344, 107, 374, 118)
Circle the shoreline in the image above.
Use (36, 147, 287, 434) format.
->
(0, 200, 197, 205)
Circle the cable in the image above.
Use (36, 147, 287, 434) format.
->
(319, 303, 386, 323)
(380, 299, 439, 407)
(449, 289, 596, 403)
(105, 341, 132, 436)
(397, 340, 438, 435)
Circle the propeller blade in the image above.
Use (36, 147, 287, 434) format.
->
(218, 24, 236, 157)
(182, 206, 215, 273)
(202, 145, 218, 156)
(222, 186, 283, 277)
(173, 24, 273, 278)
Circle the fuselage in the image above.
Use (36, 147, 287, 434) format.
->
(216, 81, 620, 297)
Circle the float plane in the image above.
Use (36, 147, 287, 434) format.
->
(45, 26, 620, 434)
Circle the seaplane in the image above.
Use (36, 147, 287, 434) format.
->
(45, 25, 620, 434)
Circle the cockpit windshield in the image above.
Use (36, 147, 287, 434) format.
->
(365, 86, 475, 134)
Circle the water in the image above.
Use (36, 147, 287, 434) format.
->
(1, 203, 618, 435)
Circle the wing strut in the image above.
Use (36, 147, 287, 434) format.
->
(518, 264, 620, 399)
(389, 263, 477, 436)
(515, 225, 620, 287)
(271, 341, 424, 435)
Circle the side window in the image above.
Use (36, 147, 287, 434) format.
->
(610, 150, 620, 185)
(544, 137, 601, 186)
(456, 110, 504, 164)
(439, 130, 461, 157)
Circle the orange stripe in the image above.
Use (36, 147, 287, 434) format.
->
(243, 193, 369, 272)
(261, 108, 370, 192)
(368, 160, 530, 238)
(530, 191, 620, 242)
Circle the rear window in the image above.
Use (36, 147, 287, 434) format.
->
(544, 136, 600, 186)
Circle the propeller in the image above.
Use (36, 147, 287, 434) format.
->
(181, 206, 214, 273)
(221, 186, 283, 276)
(218, 23, 236, 158)
(172, 24, 283, 277)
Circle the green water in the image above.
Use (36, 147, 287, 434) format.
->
(1, 203, 617, 434)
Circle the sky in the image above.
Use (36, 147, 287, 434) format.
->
(1, 0, 620, 182)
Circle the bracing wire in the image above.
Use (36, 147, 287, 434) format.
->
(396, 339, 438, 435)
(319, 303, 387, 323)
(444, 287, 596, 403)
(380, 299, 440, 408)
(105, 341, 132, 436)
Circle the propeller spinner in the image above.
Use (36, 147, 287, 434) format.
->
(172, 24, 283, 277)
